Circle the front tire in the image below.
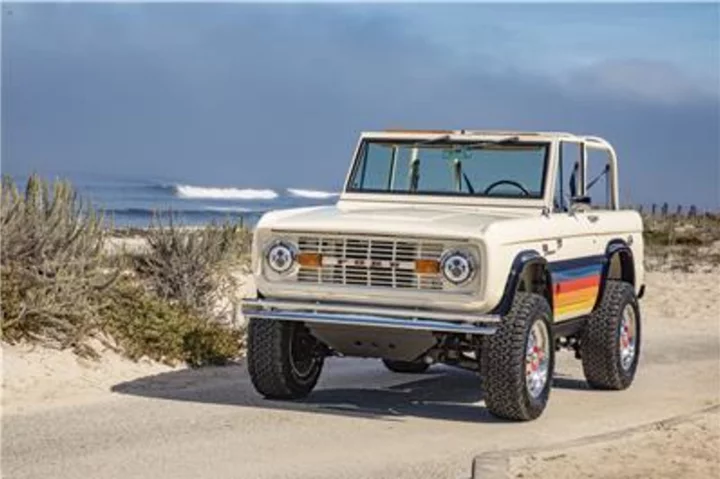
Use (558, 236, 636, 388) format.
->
(382, 359, 430, 374)
(581, 280, 641, 390)
(247, 319, 324, 399)
(483, 293, 555, 421)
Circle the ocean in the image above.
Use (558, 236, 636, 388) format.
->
(8, 173, 339, 228)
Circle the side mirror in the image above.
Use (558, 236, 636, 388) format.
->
(569, 195, 591, 213)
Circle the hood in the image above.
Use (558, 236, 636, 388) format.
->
(257, 202, 534, 239)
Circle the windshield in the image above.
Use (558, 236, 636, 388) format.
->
(346, 139, 549, 199)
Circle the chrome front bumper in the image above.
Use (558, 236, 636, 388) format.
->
(241, 298, 500, 335)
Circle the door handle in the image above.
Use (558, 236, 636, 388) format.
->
(587, 215, 599, 223)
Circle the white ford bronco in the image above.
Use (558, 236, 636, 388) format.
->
(242, 130, 644, 421)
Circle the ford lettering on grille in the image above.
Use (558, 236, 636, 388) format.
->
(296, 234, 446, 290)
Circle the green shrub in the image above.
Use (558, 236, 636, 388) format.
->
(182, 323, 243, 367)
(0, 174, 116, 353)
(132, 215, 251, 321)
(102, 281, 242, 366)
(1, 173, 108, 266)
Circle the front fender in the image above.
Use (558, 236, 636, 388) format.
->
(490, 249, 549, 316)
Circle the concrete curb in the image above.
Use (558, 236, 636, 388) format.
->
(470, 453, 508, 479)
(469, 404, 719, 479)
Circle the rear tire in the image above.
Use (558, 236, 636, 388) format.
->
(382, 359, 430, 374)
(581, 280, 641, 390)
(247, 319, 324, 399)
(483, 292, 555, 421)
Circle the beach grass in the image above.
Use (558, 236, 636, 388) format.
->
(642, 213, 720, 272)
(1, 174, 250, 365)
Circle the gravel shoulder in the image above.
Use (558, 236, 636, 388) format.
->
(508, 408, 720, 479)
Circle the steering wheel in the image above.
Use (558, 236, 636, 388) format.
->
(483, 180, 531, 196)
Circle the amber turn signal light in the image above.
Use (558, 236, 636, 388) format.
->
(414, 259, 440, 274)
(297, 252, 322, 268)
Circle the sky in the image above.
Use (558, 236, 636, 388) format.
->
(2, 3, 719, 208)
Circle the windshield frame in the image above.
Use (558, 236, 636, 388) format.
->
(343, 138, 552, 205)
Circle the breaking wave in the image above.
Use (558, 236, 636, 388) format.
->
(145, 182, 337, 201)
(287, 188, 339, 199)
(173, 184, 278, 200)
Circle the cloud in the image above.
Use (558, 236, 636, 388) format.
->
(564, 59, 718, 105)
(2, 4, 718, 208)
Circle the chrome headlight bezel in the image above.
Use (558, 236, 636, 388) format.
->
(264, 240, 298, 275)
(440, 249, 477, 286)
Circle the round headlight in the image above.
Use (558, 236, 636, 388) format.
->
(266, 241, 296, 274)
(440, 250, 475, 285)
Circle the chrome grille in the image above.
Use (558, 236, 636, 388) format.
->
(296, 235, 446, 290)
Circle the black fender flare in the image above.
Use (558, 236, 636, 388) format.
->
(593, 239, 636, 310)
(490, 250, 552, 317)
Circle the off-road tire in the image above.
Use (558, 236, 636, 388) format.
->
(247, 318, 324, 399)
(382, 359, 430, 374)
(482, 292, 555, 421)
(581, 280, 641, 390)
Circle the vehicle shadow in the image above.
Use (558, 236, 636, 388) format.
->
(111, 359, 589, 424)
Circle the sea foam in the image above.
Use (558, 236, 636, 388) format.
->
(174, 184, 278, 200)
(287, 188, 339, 199)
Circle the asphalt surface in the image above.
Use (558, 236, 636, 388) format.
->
(4, 289, 719, 479)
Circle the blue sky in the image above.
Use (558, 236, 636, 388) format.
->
(2, 3, 719, 208)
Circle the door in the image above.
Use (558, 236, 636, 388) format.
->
(548, 141, 604, 321)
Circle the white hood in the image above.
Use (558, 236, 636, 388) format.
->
(256, 202, 535, 239)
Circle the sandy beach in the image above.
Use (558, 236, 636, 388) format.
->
(2, 342, 180, 415)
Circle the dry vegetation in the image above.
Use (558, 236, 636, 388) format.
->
(1, 174, 250, 366)
(642, 212, 720, 272)
(132, 215, 251, 318)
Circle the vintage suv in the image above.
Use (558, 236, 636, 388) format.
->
(242, 130, 644, 421)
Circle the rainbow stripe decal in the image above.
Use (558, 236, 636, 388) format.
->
(550, 258, 604, 320)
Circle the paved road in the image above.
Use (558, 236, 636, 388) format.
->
(4, 299, 719, 479)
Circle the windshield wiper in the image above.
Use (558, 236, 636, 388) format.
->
(409, 157, 421, 192)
